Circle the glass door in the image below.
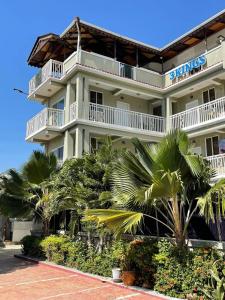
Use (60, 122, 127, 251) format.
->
(206, 136, 219, 157)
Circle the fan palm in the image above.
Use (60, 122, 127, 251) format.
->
(85, 130, 211, 248)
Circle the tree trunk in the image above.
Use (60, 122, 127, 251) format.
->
(43, 219, 50, 236)
(171, 197, 185, 248)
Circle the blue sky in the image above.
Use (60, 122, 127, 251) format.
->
(1, 0, 225, 172)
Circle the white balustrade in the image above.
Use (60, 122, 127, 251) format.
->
(70, 102, 77, 121)
(26, 108, 64, 138)
(79, 50, 163, 88)
(205, 154, 225, 178)
(170, 96, 225, 130)
(87, 103, 165, 133)
(29, 60, 64, 94)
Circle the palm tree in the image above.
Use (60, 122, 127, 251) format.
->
(197, 179, 225, 241)
(85, 130, 211, 248)
(0, 151, 58, 235)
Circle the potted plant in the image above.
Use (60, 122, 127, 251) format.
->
(121, 255, 136, 286)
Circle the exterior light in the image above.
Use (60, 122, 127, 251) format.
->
(217, 35, 225, 44)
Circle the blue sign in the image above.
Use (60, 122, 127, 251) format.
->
(169, 55, 206, 81)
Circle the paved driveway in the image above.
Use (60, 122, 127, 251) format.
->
(0, 246, 164, 300)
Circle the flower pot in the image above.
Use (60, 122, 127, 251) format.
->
(121, 271, 136, 286)
(112, 268, 121, 282)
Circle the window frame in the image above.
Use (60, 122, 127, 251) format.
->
(52, 98, 65, 110)
(89, 90, 104, 106)
(202, 88, 216, 104)
(51, 145, 64, 161)
(205, 135, 219, 157)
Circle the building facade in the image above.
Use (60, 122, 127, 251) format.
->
(26, 10, 225, 182)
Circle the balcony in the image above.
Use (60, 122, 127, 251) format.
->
(29, 50, 163, 99)
(164, 45, 223, 88)
(205, 154, 225, 180)
(70, 102, 165, 134)
(29, 60, 64, 98)
(79, 50, 163, 88)
(26, 108, 64, 141)
(170, 96, 225, 132)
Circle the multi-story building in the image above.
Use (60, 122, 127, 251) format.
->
(26, 9, 225, 182)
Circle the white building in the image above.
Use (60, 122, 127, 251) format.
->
(26, 10, 225, 181)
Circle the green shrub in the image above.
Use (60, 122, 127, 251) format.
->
(153, 240, 224, 299)
(40, 235, 69, 264)
(126, 239, 158, 288)
(66, 240, 87, 267)
(21, 235, 43, 258)
(153, 240, 194, 298)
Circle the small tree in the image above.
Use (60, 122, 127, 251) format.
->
(0, 151, 58, 235)
(85, 130, 212, 249)
(49, 137, 120, 237)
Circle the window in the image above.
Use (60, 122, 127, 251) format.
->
(53, 99, 64, 110)
(52, 146, 64, 161)
(90, 137, 103, 153)
(120, 63, 133, 79)
(205, 136, 219, 156)
(90, 91, 103, 105)
(203, 88, 215, 103)
(153, 105, 162, 117)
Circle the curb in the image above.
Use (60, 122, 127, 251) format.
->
(14, 254, 181, 300)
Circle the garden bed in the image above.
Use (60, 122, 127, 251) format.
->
(20, 235, 225, 299)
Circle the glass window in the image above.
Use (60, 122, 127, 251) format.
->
(153, 106, 162, 116)
(206, 136, 219, 156)
(203, 88, 215, 103)
(90, 91, 103, 105)
(212, 136, 219, 155)
(53, 99, 64, 110)
(90, 137, 103, 153)
(52, 146, 64, 160)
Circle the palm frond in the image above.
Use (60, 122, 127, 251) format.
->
(197, 179, 225, 223)
(84, 209, 143, 236)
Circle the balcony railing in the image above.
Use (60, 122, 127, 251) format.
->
(70, 102, 77, 121)
(80, 50, 163, 88)
(205, 154, 225, 178)
(170, 96, 225, 130)
(26, 108, 64, 138)
(85, 103, 165, 133)
(164, 45, 223, 88)
(29, 60, 64, 94)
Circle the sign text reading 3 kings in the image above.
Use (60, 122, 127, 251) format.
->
(169, 55, 206, 80)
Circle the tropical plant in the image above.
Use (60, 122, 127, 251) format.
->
(85, 130, 212, 248)
(197, 179, 225, 241)
(0, 151, 58, 235)
(199, 260, 225, 300)
(48, 137, 120, 237)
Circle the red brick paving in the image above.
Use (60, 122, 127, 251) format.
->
(0, 253, 164, 300)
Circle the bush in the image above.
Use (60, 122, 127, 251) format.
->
(66, 240, 87, 267)
(153, 240, 224, 299)
(40, 235, 70, 264)
(23, 234, 225, 299)
(126, 239, 158, 288)
(21, 235, 43, 258)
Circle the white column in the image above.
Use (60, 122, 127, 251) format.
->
(166, 96, 172, 132)
(76, 75, 83, 119)
(82, 77, 89, 120)
(65, 82, 75, 124)
(75, 126, 83, 158)
(63, 130, 74, 161)
(83, 128, 90, 153)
